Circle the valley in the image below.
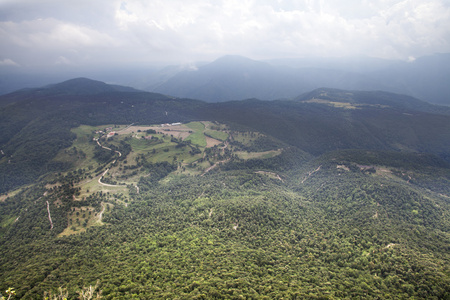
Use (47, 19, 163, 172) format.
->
(0, 79, 449, 299)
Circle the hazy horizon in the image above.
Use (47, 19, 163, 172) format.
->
(1, 0, 450, 72)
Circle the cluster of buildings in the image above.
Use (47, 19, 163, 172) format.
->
(161, 122, 182, 127)
(94, 127, 116, 138)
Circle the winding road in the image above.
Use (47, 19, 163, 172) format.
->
(95, 137, 122, 187)
(95, 134, 141, 195)
(97, 169, 120, 187)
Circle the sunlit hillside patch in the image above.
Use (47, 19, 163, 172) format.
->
(51, 125, 108, 174)
(304, 98, 358, 109)
(59, 203, 114, 236)
(229, 131, 262, 144)
(204, 130, 228, 141)
(76, 176, 129, 200)
(48, 122, 229, 203)
(0, 215, 16, 229)
(0, 188, 22, 202)
(205, 136, 223, 148)
(203, 121, 229, 141)
(235, 149, 282, 160)
(47, 122, 287, 206)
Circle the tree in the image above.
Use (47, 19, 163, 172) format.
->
(44, 287, 68, 300)
(1, 288, 15, 300)
(78, 281, 102, 300)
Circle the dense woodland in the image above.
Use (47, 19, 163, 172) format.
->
(0, 79, 449, 299)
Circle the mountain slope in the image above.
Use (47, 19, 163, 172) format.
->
(1, 79, 450, 194)
(0, 141, 449, 299)
(154, 55, 282, 101)
(0, 79, 204, 193)
(0, 77, 142, 109)
(296, 88, 450, 114)
(153, 55, 384, 102)
(205, 93, 450, 158)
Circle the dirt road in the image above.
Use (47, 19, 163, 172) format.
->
(46, 200, 53, 230)
(98, 203, 106, 221)
(301, 165, 321, 184)
(98, 169, 121, 187)
(201, 158, 230, 176)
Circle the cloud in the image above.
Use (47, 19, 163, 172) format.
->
(0, 58, 19, 66)
(0, 0, 449, 68)
(55, 56, 73, 65)
(108, 0, 450, 60)
(0, 18, 119, 67)
(1, 18, 117, 49)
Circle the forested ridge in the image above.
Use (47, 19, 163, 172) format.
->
(0, 79, 449, 299)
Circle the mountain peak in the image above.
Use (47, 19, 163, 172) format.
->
(44, 77, 140, 95)
(213, 55, 257, 63)
(54, 77, 106, 86)
(46, 77, 114, 95)
(206, 55, 269, 70)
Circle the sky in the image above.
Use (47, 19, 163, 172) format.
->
(1, 0, 450, 70)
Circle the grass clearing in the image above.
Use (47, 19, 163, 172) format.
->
(231, 131, 263, 144)
(205, 136, 223, 148)
(235, 149, 282, 160)
(304, 99, 358, 109)
(54, 125, 105, 171)
(204, 130, 228, 141)
(0, 185, 31, 202)
(127, 136, 165, 152)
(185, 122, 207, 147)
(1, 215, 16, 228)
(59, 203, 114, 236)
(0, 188, 21, 202)
(255, 171, 283, 181)
(77, 177, 128, 200)
(186, 121, 205, 131)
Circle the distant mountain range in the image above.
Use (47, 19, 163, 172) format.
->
(151, 54, 450, 105)
(1, 53, 449, 105)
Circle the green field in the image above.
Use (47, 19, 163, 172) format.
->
(126, 135, 166, 152)
(185, 122, 207, 147)
(235, 149, 281, 159)
(204, 129, 229, 141)
(0, 216, 16, 228)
